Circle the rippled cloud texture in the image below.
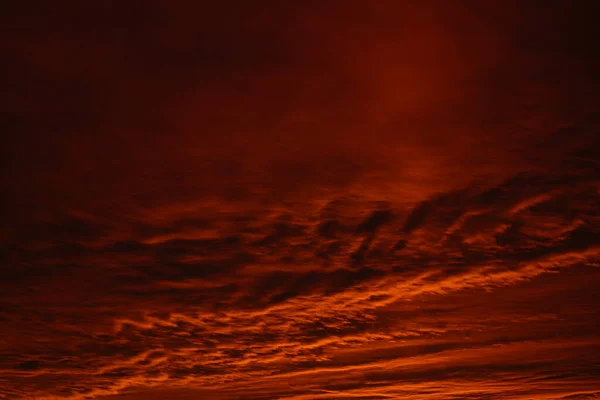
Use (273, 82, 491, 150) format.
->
(2, 1, 600, 399)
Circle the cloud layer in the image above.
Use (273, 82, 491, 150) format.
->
(2, 1, 600, 399)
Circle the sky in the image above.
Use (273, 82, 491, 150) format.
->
(1, 1, 600, 399)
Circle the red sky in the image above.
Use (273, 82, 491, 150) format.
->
(2, 1, 600, 399)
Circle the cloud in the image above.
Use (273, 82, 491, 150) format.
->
(2, 1, 600, 399)
(2, 159, 600, 398)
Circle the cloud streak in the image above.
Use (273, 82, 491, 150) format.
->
(2, 160, 599, 398)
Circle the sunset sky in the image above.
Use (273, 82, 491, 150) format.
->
(2, 1, 600, 399)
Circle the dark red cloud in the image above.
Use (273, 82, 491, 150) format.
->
(2, 1, 600, 399)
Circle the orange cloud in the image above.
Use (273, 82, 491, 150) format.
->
(2, 1, 600, 399)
